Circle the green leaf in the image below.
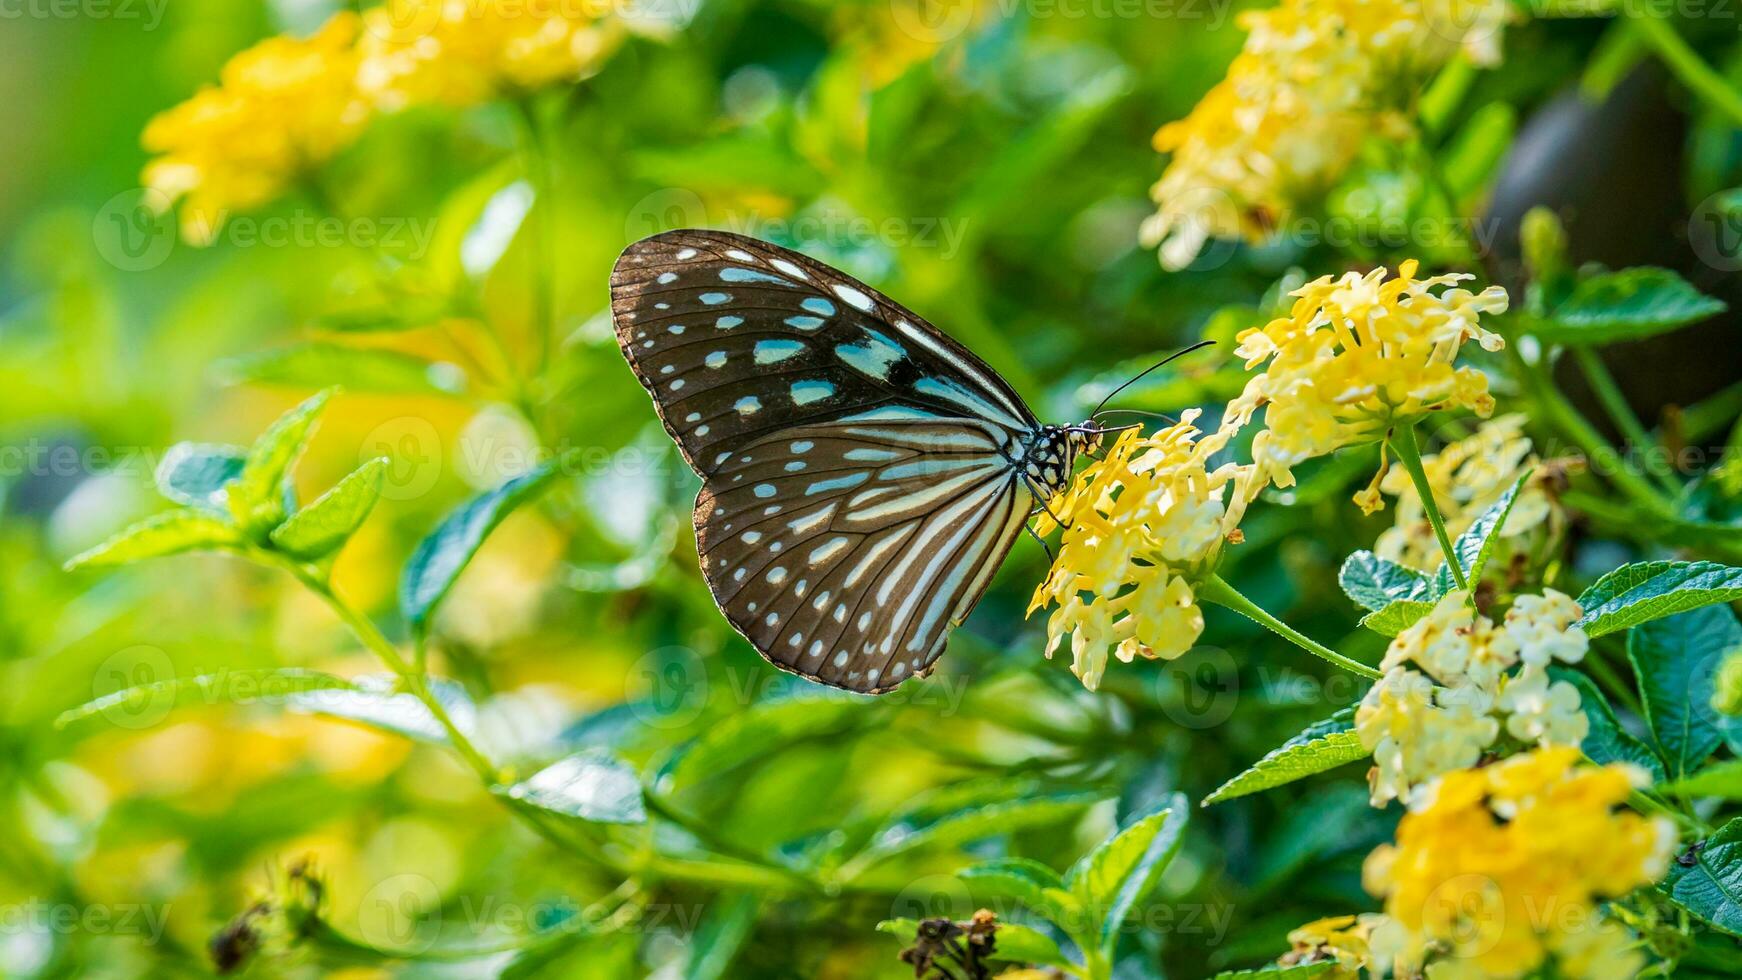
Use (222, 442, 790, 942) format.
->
(498, 750, 647, 825)
(860, 792, 1099, 866)
(1576, 560, 1742, 637)
(400, 465, 555, 632)
(683, 893, 759, 980)
(1554, 670, 1665, 782)
(461, 180, 535, 280)
(958, 858, 1077, 923)
(1660, 759, 1742, 800)
(663, 692, 866, 792)
(64, 510, 240, 571)
(1359, 600, 1436, 637)
(1628, 606, 1741, 779)
(1067, 793, 1188, 958)
(989, 923, 1073, 968)
(287, 673, 475, 745)
(268, 457, 387, 559)
(228, 389, 334, 533)
(1446, 472, 1531, 586)
(1203, 709, 1367, 805)
(219, 344, 466, 397)
(1532, 267, 1725, 344)
(1661, 816, 1742, 937)
(154, 442, 245, 509)
(1212, 964, 1336, 980)
(53, 668, 355, 740)
(1338, 552, 1434, 612)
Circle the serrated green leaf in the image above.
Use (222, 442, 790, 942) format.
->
(1661, 816, 1742, 937)
(1212, 964, 1335, 980)
(1576, 560, 1742, 637)
(958, 858, 1076, 923)
(228, 389, 334, 533)
(287, 673, 475, 745)
(1532, 267, 1725, 344)
(1068, 793, 1187, 958)
(1629, 606, 1740, 779)
(64, 510, 240, 571)
(861, 793, 1099, 865)
(219, 344, 465, 396)
(1338, 552, 1434, 612)
(498, 750, 646, 824)
(1203, 709, 1367, 805)
(1553, 670, 1665, 782)
(268, 457, 387, 559)
(1447, 472, 1531, 586)
(1661, 759, 1742, 800)
(53, 668, 355, 740)
(400, 464, 555, 632)
(663, 692, 867, 792)
(154, 442, 245, 509)
(1359, 600, 1435, 637)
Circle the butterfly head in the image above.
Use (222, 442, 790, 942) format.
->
(1066, 425, 1104, 458)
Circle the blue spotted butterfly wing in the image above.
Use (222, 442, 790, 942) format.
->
(610, 230, 1042, 693)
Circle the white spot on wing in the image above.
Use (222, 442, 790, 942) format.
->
(832, 283, 874, 311)
(754, 339, 805, 364)
(771, 258, 808, 279)
(791, 381, 835, 405)
(705, 351, 728, 369)
(735, 396, 762, 415)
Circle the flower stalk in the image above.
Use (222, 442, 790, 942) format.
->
(1197, 574, 1381, 679)
(1388, 422, 1468, 589)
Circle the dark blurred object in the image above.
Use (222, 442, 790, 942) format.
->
(1484, 65, 1742, 451)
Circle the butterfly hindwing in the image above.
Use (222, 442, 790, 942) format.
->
(695, 417, 1032, 692)
(610, 229, 1047, 694)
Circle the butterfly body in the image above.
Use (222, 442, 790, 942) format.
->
(610, 230, 1099, 694)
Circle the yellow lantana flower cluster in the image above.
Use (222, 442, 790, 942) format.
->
(1362, 748, 1675, 979)
(1374, 414, 1560, 572)
(1278, 914, 1386, 978)
(1142, 0, 1512, 269)
(1357, 588, 1590, 806)
(142, 12, 371, 244)
(358, 0, 626, 110)
(1222, 261, 1509, 502)
(1028, 412, 1255, 690)
(143, 1, 635, 243)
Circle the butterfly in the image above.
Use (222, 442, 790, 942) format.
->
(610, 229, 1122, 695)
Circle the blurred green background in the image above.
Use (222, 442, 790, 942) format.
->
(5, 0, 1742, 977)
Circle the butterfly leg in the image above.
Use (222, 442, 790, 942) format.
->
(1023, 521, 1056, 564)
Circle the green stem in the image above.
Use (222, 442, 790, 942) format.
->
(1572, 346, 1680, 495)
(1197, 574, 1382, 680)
(1628, 9, 1742, 128)
(1508, 346, 1675, 515)
(512, 97, 558, 426)
(1389, 423, 1467, 590)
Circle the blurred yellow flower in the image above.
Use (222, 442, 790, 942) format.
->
(1280, 914, 1385, 978)
(141, 12, 370, 244)
(1028, 412, 1255, 689)
(1374, 415, 1560, 572)
(1363, 747, 1673, 978)
(1220, 261, 1508, 499)
(1142, 0, 1513, 268)
(1356, 588, 1588, 805)
(358, 0, 627, 111)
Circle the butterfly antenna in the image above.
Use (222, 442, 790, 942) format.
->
(1089, 340, 1215, 419)
(1091, 408, 1178, 425)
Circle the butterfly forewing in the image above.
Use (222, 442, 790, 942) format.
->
(610, 230, 1045, 694)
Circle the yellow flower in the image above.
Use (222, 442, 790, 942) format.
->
(1220, 262, 1508, 498)
(358, 0, 628, 111)
(1142, 0, 1514, 268)
(1363, 748, 1673, 978)
(1280, 913, 1387, 977)
(1375, 415, 1563, 573)
(1027, 412, 1253, 689)
(1357, 589, 1589, 804)
(141, 12, 370, 244)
